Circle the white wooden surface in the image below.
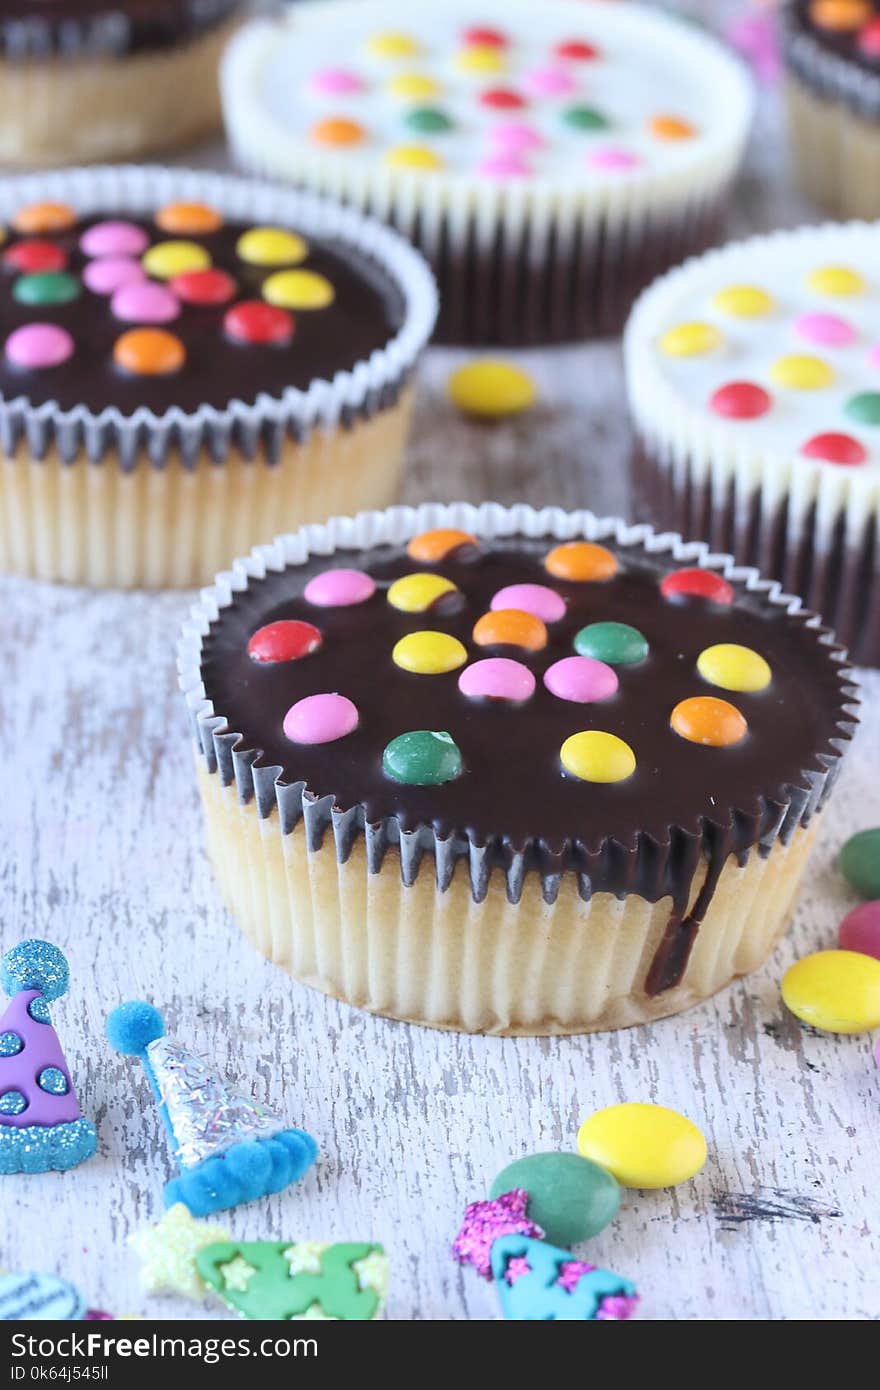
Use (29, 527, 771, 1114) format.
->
(2, 3, 879, 1322)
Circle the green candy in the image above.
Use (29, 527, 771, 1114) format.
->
(489, 1152, 620, 1246)
(404, 107, 454, 134)
(383, 730, 462, 785)
(839, 828, 880, 899)
(196, 1241, 387, 1320)
(562, 105, 609, 131)
(574, 621, 648, 667)
(13, 271, 80, 306)
(844, 391, 880, 426)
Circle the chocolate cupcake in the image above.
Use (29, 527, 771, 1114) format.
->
(0, 2, 242, 166)
(221, 0, 753, 345)
(179, 503, 856, 1035)
(626, 221, 880, 668)
(781, 0, 880, 219)
(0, 167, 436, 589)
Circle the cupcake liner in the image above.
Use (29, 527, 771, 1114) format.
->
(0, 165, 438, 469)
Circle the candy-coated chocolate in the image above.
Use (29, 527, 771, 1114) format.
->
(709, 381, 772, 419)
(671, 695, 747, 746)
(781, 949, 880, 1033)
(858, 16, 880, 54)
(407, 529, 478, 563)
(577, 1103, 707, 1189)
(489, 121, 544, 152)
(224, 302, 295, 347)
(263, 270, 335, 311)
(447, 359, 536, 418)
(490, 583, 564, 623)
(304, 569, 376, 608)
(247, 620, 322, 664)
(479, 88, 527, 109)
(659, 321, 723, 357)
(807, 264, 866, 296)
(574, 621, 648, 666)
(839, 827, 880, 897)
(284, 693, 359, 745)
(170, 269, 237, 307)
(387, 573, 458, 613)
(838, 901, 880, 960)
(310, 117, 367, 146)
(478, 153, 531, 178)
(310, 68, 364, 95)
(523, 66, 576, 96)
(488, 1152, 620, 1246)
(155, 203, 223, 236)
(555, 39, 600, 61)
(13, 202, 76, 235)
(649, 114, 697, 139)
(405, 107, 454, 133)
(3, 240, 67, 274)
(696, 643, 771, 692)
(111, 282, 180, 325)
(712, 285, 774, 317)
(236, 228, 308, 268)
(801, 432, 867, 464)
(562, 105, 608, 130)
(794, 311, 856, 346)
(560, 730, 635, 783)
(544, 656, 618, 704)
(544, 541, 617, 582)
(456, 44, 506, 73)
(463, 27, 508, 48)
(588, 147, 641, 170)
(83, 256, 146, 296)
(473, 609, 547, 651)
(387, 73, 440, 101)
(844, 390, 880, 425)
(366, 31, 418, 59)
(13, 272, 80, 307)
(383, 730, 462, 785)
(458, 658, 536, 703)
(5, 323, 74, 369)
(80, 221, 149, 258)
(142, 241, 210, 281)
(809, 0, 872, 31)
(771, 354, 835, 389)
(113, 329, 185, 376)
(660, 568, 734, 604)
(385, 145, 444, 171)
(392, 630, 467, 674)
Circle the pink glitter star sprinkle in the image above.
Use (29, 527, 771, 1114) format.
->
(556, 1259, 596, 1294)
(451, 1189, 544, 1280)
(596, 1294, 640, 1320)
(503, 1255, 532, 1286)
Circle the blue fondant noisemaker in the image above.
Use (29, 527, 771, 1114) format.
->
(491, 1235, 638, 1321)
(0, 939, 97, 1175)
(106, 1000, 317, 1218)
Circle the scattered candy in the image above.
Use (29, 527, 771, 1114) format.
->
(385, 145, 444, 171)
(473, 609, 547, 651)
(489, 121, 544, 153)
(660, 568, 734, 604)
(479, 87, 526, 109)
(263, 269, 335, 310)
(236, 227, 308, 267)
(107, 1001, 317, 1217)
(562, 105, 608, 130)
(588, 147, 640, 171)
(248, 619, 321, 663)
(491, 1236, 637, 1320)
(577, 1103, 707, 1189)
(709, 381, 772, 419)
(544, 656, 618, 704)
(544, 541, 617, 582)
(0, 1273, 85, 1321)
(113, 328, 185, 376)
(807, 264, 865, 297)
(404, 107, 454, 133)
(0, 941, 96, 1177)
(801, 432, 867, 465)
(574, 621, 648, 666)
(463, 26, 507, 48)
(3, 239, 67, 273)
(555, 39, 599, 61)
(197, 1242, 388, 1321)
(129, 1204, 232, 1300)
(111, 282, 180, 325)
(304, 568, 376, 608)
(488, 1152, 621, 1246)
(83, 256, 146, 296)
(649, 114, 696, 140)
(310, 68, 364, 96)
(490, 583, 564, 622)
(407, 528, 477, 562)
(224, 301, 294, 347)
(838, 901, 880, 960)
(696, 643, 771, 693)
(795, 311, 856, 346)
(659, 321, 723, 357)
(142, 240, 211, 280)
(13, 271, 80, 306)
(560, 730, 635, 783)
(387, 73, 440, 101)
(456, 44, 506, 73)
(458, 658, 535, 703)
(366, 31, 418, 59)
(478, 153, 531, 177)
(387, 573, 458, 612)
(839, 828, 880, 897)
(671, 695, 747, 747)
(523, 66, 576, 97)
(80, 220, 149, 258)
(283, 694, 359, 745)
(5, 323, 74, 370)
(844, 391, 880, 425)
(382, 730, 463, 785)
(170, 268, 237, 307)
(447, 359, 536, 418)
(155, 203, 223, 236)
(392, 631, 467, 673)
(712, 285, 774, 318)
(771, 353, 835, 390)
(310, 117, 366, 146)
(809, 0, 873, 29)
(452, 1189, 543, 1279)
(781, 950, 880, 1033)
(13, 202, 76, 235)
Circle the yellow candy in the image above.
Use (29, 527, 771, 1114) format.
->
(560, 731, 635, 784)
(696, 643, 771, 693)
(578, 1103, 707, 1189)
(659, 322, 723, 357)
(807, 264, 866, 297)
(385, 145, 444, 171)
(263, 270, 335, 310)
(236, 227, 308, 267)
(142, 240, 210, 280)
(770, 354, 834, 390)
(387, 73, 440, 100)
(392, 630, 467, 674)
(781, 950, 880, 1033)
(712, 285, 774, 318)
(387, 574, 458, 613)
(366, 31, 418, 59)
(448, 360, 537, 418)
(455, 45, 505, 73)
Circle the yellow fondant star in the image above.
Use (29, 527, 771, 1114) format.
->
(129, 1204, 231, 1300)
(219, 1255, 257, 1293)
(283, 1241, 326, 1276)
(352, 1249, 389, 1300)
(291, 1303, 339, 1320)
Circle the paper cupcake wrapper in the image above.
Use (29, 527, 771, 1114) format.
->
(0, 1, 240, 61)
(0, 165, 438, 470)
(178, 502, 858, 922)
(781, 8, 880, 121)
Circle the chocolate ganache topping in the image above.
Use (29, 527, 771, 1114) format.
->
(784, 0, 880, 114)
(197, 525, 856, 995)
(0, 2, 240, 59)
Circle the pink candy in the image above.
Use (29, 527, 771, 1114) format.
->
(80, 220, 150, 258)
(5, 323, 74, 369)
(304, 568, 376, 607)
(310, 68, 363, 95)
(83, 256, 147, 296)
(111, 281, 180, 324)
(489, 122, 544, 153)
(543, 656, 618, 703)
(838, 901, 880, 960)
(490, 584, 565, 623)
(478, 153, 532, 178)
(458, 658, 536, 703)
(523, 66, 577, 97)
(869, 345, 880, 370)
(794, 312, 856, 348)
(589, 147, 641, 171)
(283, 693, 359, 745)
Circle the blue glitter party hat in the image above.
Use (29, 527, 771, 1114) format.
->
(106, 1001, 317, 1218)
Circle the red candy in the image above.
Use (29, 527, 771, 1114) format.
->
(224, 301, 294, 346)
(3, 240, 68, 274)
(554, 39, 600, 60)
(709, 381, 772, 420)
(247, 620, 322, 663)
(171, 268, 237, 306)
(858, 17, 880, 54)
(801, 432, 867, 465)
(463, 26, 507, 46)
(660, 568, 735, 605)
(479, 87, 526, 109)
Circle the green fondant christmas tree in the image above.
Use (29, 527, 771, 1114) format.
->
(196, 1241, 388, 1320)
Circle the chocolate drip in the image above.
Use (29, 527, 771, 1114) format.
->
(782, 2, 880, 120)
(0, 2, 240, 60)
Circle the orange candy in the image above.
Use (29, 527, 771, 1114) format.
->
(13, 201, 76, 234)
(670, 696, 747, 748)
(649, 115, 697, 140)
(809, 0, 872, 29)
(544, 541, 618, 582)
(113, 328, 186, 376)
(310, 117, 366, 146)
(155, 202, 223, 235)
(407, 529, 478, 562)
(472, 608, 548, 651)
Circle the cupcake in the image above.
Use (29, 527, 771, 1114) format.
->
(781, 0, 880, 219)
(221, 0, 753, 345)
(0, 2, 242, 166)
(0, 166, 436, 589)
(178, 502, 856, 1036)
(626, 221, 880, 668)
